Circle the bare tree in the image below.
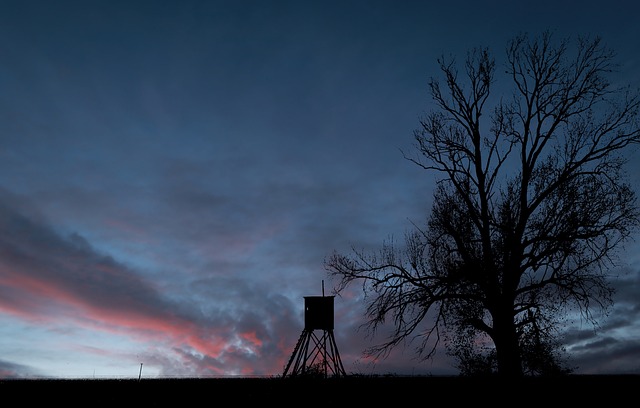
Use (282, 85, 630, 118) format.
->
(325, 31, 640, 377)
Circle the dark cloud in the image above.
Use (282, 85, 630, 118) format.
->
(559, 266, 640, 374)
(0, 189, 171, 318)
(0, 359, 41, 379)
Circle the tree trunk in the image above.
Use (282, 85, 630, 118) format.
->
(493, 305, 523, 377)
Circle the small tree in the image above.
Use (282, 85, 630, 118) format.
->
(326, 31, 640, 377)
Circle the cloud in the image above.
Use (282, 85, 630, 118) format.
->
(0, 358, 43, 379)
(0, 188, 305, 377)
(560, 265, 640, 374)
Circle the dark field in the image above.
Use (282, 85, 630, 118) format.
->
(1, 375, 637, 406)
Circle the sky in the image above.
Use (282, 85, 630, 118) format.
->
(0, 0, 639, 379)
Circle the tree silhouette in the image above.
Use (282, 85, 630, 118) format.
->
(325, 31, 640, 377)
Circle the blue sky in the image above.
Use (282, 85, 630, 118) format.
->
(0, 0, 639, 378)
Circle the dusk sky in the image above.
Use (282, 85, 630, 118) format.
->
(1, 0, 639, 379)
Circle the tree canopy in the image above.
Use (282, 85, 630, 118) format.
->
(325, 31, 640, 377)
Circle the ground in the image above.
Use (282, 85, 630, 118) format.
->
(1, 375, 636, 406)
